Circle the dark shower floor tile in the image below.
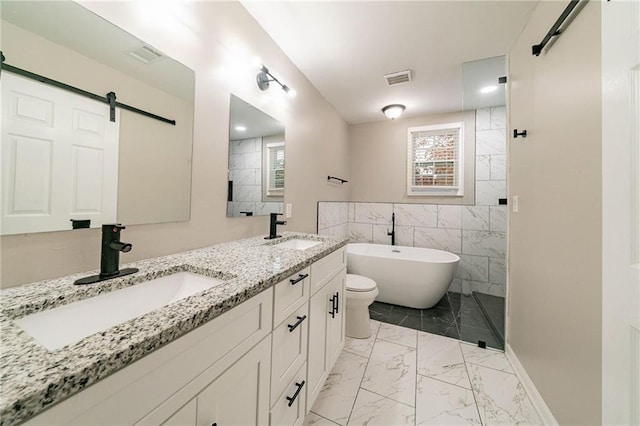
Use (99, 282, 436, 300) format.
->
(447, 292, 462, 315)
(388, 312, 422, 331)
(422, 306, 456, 324)
(474, 293, 505, 340)
(421, 317, 460, 339)
(435, 291, 460, 310)
(368, 291, 504, 350)
(370, 301, 393, 316)
(392, 304, 422, 318)
(433, 293, 453, 310)
(456, 295, 492, 330)
(369, 310, 389, 322)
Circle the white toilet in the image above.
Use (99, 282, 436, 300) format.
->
(345, 274, 379, 339)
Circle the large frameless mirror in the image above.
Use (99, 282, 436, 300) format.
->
(227, 94, 284, 217)
(1, 1, 194, 235)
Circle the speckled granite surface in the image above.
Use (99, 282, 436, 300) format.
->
(0, 232, 346, 426)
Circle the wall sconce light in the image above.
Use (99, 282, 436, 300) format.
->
(256, 65, 296, 98)
(382, 104, 405, 119)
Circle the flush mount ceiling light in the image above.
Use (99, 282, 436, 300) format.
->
(256, 65, 296, 98)
(382, 104, 406, 120)
(235, 125, 246, 131)
(480, 85, 498, 94)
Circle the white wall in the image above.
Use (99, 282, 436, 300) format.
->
(0, 1, 350, 288)
(349, 111, 476, 205)
(508, 1, 602, 424)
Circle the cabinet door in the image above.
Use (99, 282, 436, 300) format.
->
(196, 337, 270, 426)
(306, 285, 330, 409)
(326, 269, 346, 369)
(162, 399, 196, 426)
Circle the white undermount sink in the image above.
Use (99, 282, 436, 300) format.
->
(275, 239, 322, 250)
(13, 272, 224, 350)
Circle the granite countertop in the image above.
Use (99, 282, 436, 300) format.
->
(0, 232, 347, 426)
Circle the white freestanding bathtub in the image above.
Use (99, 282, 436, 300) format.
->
(346, 243, 460, 309)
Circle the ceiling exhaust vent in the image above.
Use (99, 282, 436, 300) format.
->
(384, 70, 412, 86)
(128, 45, 163, 64)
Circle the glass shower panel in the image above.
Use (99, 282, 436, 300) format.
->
(458, 56, 508, 350)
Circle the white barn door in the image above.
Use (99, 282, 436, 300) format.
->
(1, 73, 119, 235)
(602, 1, 640, 425)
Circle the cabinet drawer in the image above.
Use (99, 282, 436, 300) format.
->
(310, 247, 346, 295)
(270, 363, 307, 426)
(273, 267, 310, 328)
(271, 302, 309, 405)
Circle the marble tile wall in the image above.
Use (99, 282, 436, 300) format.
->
(317, 107, 507, 297)
(317, 201, 349, 238)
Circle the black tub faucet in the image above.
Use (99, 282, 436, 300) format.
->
(387, 212, 396, 246)
(265, 213, 287, 239)
(74, 224, 138, 285)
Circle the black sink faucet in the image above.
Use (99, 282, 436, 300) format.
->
(100, 224, 133, 277)
(265, 213, 287, 239)
(74, 224, 138, 285)
(387, 212, 396, 246)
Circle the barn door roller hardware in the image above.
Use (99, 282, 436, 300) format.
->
(531, 0, 589, 56)
(1, 52, 176, 126)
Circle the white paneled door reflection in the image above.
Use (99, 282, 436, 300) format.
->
(1, 73, 119, 235)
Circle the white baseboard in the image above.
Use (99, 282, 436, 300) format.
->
(505, 344, 559, 426)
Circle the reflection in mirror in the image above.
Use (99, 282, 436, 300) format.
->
(462, 56, 506, 110)
(0, 1, 194, 235)
(459, 55, 507, 350)
(227, 95, 285, 217)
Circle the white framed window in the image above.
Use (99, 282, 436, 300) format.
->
(265, 142, 284, 197)
(407, 122, 464, 196)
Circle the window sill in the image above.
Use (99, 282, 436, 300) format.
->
(407, 187, 463, 197)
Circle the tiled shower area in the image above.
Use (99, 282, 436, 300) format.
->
(318, 107, 507, 349)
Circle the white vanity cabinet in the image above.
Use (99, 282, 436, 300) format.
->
(306, 249, 346, 411)
(20, 246, 346, 426)
(24, 289, 273, 426)
(269, 247, 346, 425)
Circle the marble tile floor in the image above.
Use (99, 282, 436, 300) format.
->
(304, 321, 541, 426)
(369, 292, 505, 350)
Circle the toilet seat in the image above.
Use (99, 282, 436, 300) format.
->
(346, 274, 376, 292)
